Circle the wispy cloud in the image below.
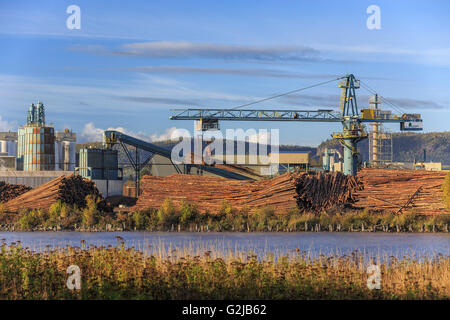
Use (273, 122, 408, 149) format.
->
(0, 116, 17, 132)
(280, 93, 448, 111)
(122, 66, 338, 79)
(386, 97, 448, 110)
(69, 41, 450, 67)
(70, 41, 322, 62)
(114, 95, 200, 106)
(316, 44, 450, 67)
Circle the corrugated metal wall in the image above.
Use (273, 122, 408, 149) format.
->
(0, 171, 73, 188)
(79, 148, 118, 180)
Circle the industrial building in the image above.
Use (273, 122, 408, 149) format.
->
(0, 102, 123, 198)
(146, 151, 311, 178)
(365, 94, 393, 167)
(76, 148, 123, 197)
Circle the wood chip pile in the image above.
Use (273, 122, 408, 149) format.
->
(4, 175, 102, 212)
(0, 181, 32, 203)
(352, 168, 448, 215)
(133, 172, 362, 214)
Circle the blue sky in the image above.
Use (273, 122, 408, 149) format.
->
(0, 0, 449, 145)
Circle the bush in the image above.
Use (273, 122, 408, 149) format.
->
(17, 209, 44, 230)
(132, 211, 148, 230)
(179, 200, 199, 227)
(249, 207, 275, 231)
(82, 195, 101, 227)
(45, 201, 72, 228)
(157, 198, 177, 227)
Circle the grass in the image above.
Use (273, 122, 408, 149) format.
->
(0, 242, 448, 300)
(0, 197, 449, 232)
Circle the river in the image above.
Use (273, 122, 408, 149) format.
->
(0, 232, 448, 261)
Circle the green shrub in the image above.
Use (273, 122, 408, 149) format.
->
(82, 195, 101, 227)
(132, 211, 147, 230)
(249, 207, 275, 231)
(179, 200, 199, 227)
(157, 198, 177, 227)
(44, 201, 72, 228)
(17, 209, 44, 230)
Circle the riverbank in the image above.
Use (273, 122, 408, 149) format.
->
(0, 198, 448, 232)
(0, 242, 448, 299)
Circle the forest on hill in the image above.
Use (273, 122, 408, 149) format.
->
(318, 132, 450, 165)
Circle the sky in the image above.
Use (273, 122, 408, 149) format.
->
(0, 0, 449, 145)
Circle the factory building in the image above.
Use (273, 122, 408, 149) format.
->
(76, 148, 123, 197)
(148, 151, 311, 178)
(0, 102, 122, 198)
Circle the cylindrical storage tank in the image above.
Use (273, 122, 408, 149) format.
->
(78, 148, 87, 177)
(17, 126, 55, 171)
(69, 142, 76, 171)
(54, 141, 61, 170)
(7, 141, 16, 157)
(63, 141, 70, 171)
(1, 140, 7, 154)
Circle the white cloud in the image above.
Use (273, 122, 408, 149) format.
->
(0, 116, 17, 132)
(89, 41, 321, 62)
(150, 127, 190, 142)
(79, 122, 184, 143)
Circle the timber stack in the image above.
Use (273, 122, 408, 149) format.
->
(294, 172, 363, 212)
(133, 172, 362, 214)
(0, 181, 32, 203)
(352, 168, 448, 215)
(4, 175, 102, 212)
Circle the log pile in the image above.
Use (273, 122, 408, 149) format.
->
(352, 168, 448, 215)
(4, 175, 102, 212)
(133, 172, 362, 214)
(0, 181, 32, 203)
(294, 172, 363, 212)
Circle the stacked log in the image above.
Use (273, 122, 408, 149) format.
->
(0, 181, 32, 203)
(352, 168, 448, 215)
(133, 172, 362, 214)
(294, 172, 363, 212)
(4, 175, 102, 212)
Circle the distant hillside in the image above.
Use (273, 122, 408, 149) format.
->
(318, 132, 450, 165)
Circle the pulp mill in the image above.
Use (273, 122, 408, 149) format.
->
(0, 102, 123, 197)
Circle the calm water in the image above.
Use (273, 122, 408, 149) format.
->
(0, 232, 448, 260)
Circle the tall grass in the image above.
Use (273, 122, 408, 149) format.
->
(0, 242, 447, 300)
(1, 197, 449, 232)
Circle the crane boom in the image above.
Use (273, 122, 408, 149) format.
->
(169, 74, 423, 176)
(170, 108, 342, 122)
(169, 108, 421, 124)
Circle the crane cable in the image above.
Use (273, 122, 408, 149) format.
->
(359, 80, 407, 115)
(230, 77, 343, 110)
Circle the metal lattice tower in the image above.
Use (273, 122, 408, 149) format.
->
(368, 94, 393, 167)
